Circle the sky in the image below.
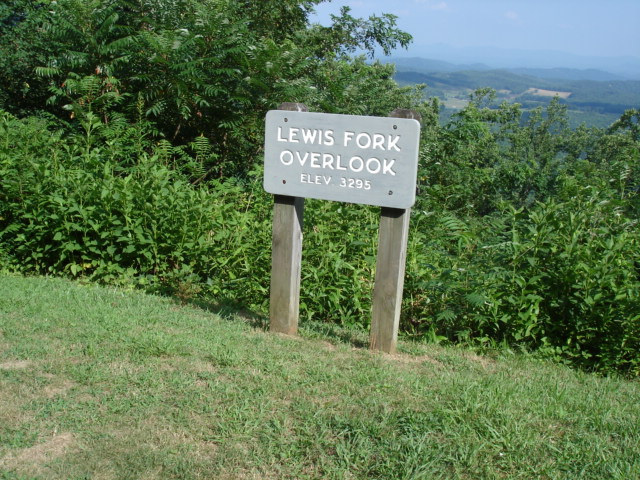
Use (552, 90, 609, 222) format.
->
(310, 0, 640, 61)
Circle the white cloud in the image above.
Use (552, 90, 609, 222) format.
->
(430, 2, 448, 11)
(415, 0, 449, 10)
(505, 11, 519, 21)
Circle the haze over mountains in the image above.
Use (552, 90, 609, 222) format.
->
(383, 44, 640, 80)
(383, 46, 640, 128)
(389, 56, 633, 82)
(384, 57, 630, 82)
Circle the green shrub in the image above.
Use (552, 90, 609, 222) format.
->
(300, 200, 379, 326)
(484, 195, 639, 374)
(405, 195, 639, 376)
(0, 111, 266, 299)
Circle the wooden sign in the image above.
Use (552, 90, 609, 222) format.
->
(264, 110, 420, 208)
(266, 104, 421, 354)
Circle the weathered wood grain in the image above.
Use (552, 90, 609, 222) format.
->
(269, 103, 308, 335)
(369, 108, 422, 353)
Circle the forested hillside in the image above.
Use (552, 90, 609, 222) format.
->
(393, 60, 640, 128)
(1, 0, 639, 375)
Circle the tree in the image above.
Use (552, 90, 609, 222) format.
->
(26, 0, 417, 177)
(0, 0, 55, 114)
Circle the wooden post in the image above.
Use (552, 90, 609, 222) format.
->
(370, 108, 421, 353)
(269, 103, 308, 335)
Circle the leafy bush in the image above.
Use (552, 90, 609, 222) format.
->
(404, 195, 640, 375)
(0, 111, 269, 301)
(4, 0, 415, 178)
(484, 196, 639, 374)
(300, 200, 379, 326)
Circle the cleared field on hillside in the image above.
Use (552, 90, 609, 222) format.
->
(525, 87, 572, 98)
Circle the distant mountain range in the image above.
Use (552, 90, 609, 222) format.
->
(387, 57, 630, 82)
(384, 54, 640, 129)
(381, 44, 640, 80)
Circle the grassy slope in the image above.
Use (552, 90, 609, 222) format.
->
(0, 274, 638, 479)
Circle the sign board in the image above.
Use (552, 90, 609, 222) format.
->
(264, 110, 421, 208)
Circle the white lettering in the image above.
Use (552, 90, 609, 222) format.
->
(322, 153, 335, 169)
(310, 152, 321, 168)
(366, 157, 381, 174)
(282, 130, 402, 153)
(349, 156, 364, 172)
(343, 131, 354, 147)
(301, 128, 318, 144)
(356, 133, 371, 149)
(295, 151, 309, 166)
(387, 135, 401, 152)
(372, 134, 385, 150)
(283, 150, 396, 176)
(324, 130, 335, 146)
(280, 150, 293, 165)
(382, 158, 396, 175)
(277, 126, 287, 142)
(336, 154, 347, 171)
(300, 173, 332, 185)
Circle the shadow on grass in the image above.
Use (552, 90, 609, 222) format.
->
(177, 296, 370, 349)
(299, 321, 370, 349)
(183, 297, 269, 330)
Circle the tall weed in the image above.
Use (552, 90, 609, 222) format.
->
(405, 195, 639, 375)
(0, 111, 267, 300)
(486, 195, 639, 374)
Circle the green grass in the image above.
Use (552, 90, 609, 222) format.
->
(1, 274, 639, 479)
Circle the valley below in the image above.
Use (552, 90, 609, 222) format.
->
(391, 57, 640, 127)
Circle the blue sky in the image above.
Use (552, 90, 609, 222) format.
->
(310, 0, 640, 60)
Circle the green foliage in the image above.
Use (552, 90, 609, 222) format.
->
(4, 0, 413, 178)
(300, 200, 379, 326)
(3, 87, 640, 375)
(487, 196, 638, 373)
(304, 6, 412, 59)
(0, 0, 55, 114)
(404, 93, 640, 375)
(403, 196, 640, 375)
(1, 0, 639, 376)
(0, 111, 264, 299)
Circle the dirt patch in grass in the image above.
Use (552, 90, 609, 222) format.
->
(0, 379, 38, 430)
(0, 432, 75, 476)
(462, 351, 496, 370)
(319, 340, 338, 351)
(43, 378, 76, 398)
(0, 359, 32, 370)
(386, 352, 445, 368)
(108, 360, 147, 375)
(105, 417, 221, 467)
(182, 358, 220, 374)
